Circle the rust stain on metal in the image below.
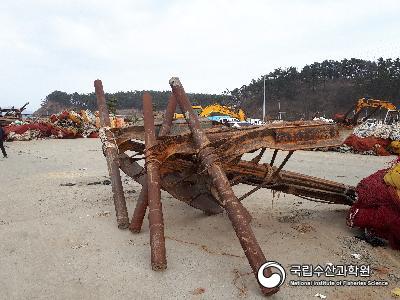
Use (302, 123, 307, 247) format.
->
(169, 77, 278, 296)
(129, 186, 148, 233)
(95, 77, 356, 296)
(143, 92, 167, 271)
(129, 93, 178, 234)
(94, 79, 129, 229)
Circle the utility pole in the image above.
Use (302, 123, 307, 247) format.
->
(263, 76, 266, 122)
(278, 100, 281, 120)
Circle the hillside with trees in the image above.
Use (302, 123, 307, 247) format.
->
(229, 57, 400, 120)
(36, 58, 400, 120)
(35, 90, 228, 116)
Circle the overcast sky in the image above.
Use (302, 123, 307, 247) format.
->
(1, 0, 399, 111)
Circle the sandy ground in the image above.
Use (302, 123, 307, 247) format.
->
(0, 139, 399, 300)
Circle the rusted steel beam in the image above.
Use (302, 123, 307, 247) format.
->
(271, 150, 294, 176)
(169, 77, 278, 296)
(251, 147, 266, 164)
(237, 151, 294, 202)
(112, 120, 346, 164)
(225, 161, 355, 205)
(143, 92, 167, 271)
(94, 79, 129, 229)
(129, 93, 178, 234)
(270, 149, 278, 166)
(129, 186, 148, 233)
(159, 94, 177, 137)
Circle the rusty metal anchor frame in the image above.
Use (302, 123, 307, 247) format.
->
(95, 78, 356, 297)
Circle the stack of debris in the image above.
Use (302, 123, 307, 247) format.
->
(4, 110, 105, 141)
(338, 121, 400, 156)
(49, 110, 99, 138)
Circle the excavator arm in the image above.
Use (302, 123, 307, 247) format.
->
(355, 98, 397, 113)
(200, 104, 247, 121)
(335, 98, 398, 126)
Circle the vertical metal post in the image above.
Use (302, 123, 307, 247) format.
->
(143, 92, 167, 271)
(169, 77, 278, 296)
(129, 94, 177, 233)
(94, 79, 129, 229)
(159, 94, 177, 137)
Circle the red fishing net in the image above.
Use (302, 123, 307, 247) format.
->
(4, 123, 79, 139)
(347, 168, 400, 249)
(344, 135, 391, 156)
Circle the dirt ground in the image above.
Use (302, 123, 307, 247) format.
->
(1, 139, 399, 299)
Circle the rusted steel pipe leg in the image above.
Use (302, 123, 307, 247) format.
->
(129, 94, 177, 233)
(143, 92, 167, 271)
(129, 183, 148, 233)
(159, 94, 177, 137)
(170, 77, 278, 296)
(95, 79, 129, 229)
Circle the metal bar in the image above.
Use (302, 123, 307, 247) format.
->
(238, 184, 264, 202)
(271, 150, 294, 177)
(271, 183, 354, 205)
(237, 151, 294, 202)
(270, 149, 278, 166)
(159, 94, 177, 137)
(143, 92, 167, 271)
(360, 105, 381, 123)
(129, 185, 148, 233)
(129, 94, 177, 234)
(251, 147, 266, 164)
(94, 79, 129, 229)
(169, 77, 278, 296)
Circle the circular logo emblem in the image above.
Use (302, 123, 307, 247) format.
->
(257, 261, 286, 288)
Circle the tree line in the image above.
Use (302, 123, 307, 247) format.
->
(38, 90, 228, 115)
(229, 57, 400, 120)
(38, 57, 400, 119)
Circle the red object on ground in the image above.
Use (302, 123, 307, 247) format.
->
(4, 123, 79, 139)
(347, 168, 400, 249)
(88, 132, 99, 138)
(58, 111, 69, 120)
(344, 134, 391, 156)
(50, 114, 58, 123)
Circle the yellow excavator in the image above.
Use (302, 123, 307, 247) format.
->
(355, 98, 396, 113)
(334, 98, 399, 125)
(200, 104, 246, 121)
(173, 106, 203, 120)
(173, 104, 247, 121)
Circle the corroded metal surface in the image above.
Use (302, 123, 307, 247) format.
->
(170, 77, 278, 296)
(96, 77, 356, 297)
(143, 92, 167, 271)
(94, 79, 129, 229)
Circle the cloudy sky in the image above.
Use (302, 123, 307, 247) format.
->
(1, 0, 399, 111)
